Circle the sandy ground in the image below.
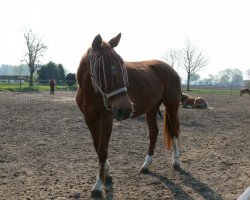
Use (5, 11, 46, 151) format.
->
(0, 91, 249, 200)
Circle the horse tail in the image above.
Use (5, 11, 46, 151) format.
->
(164, 108, 180, 150)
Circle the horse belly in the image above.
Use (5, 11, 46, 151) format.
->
(187, 98, 195, 106)
(128, 87, 163, 117)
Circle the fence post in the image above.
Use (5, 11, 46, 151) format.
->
(19, 76, 22, 90)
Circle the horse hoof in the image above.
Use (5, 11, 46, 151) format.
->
(91, 189, 102, 198)
(139, 168, 149, 174)
(105, 175, 113, 185)
(173, 163, 180, 170)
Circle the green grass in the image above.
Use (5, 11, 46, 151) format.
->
(0, 82, 77, 92)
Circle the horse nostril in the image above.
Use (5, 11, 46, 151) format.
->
(114, 107, 132, 120)
(125, 107, 132, 116)
(117, 108, 123, 115)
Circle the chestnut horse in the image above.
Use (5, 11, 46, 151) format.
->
(240, 88, 250, 96)
(76, 33, 181, 197)
(181, 93, 208, 109)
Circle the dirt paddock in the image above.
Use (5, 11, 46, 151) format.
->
(0, 91, 249, 200)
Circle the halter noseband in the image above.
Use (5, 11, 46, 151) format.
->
(88, 49, 128, 110)
(94, 84, 127, 110)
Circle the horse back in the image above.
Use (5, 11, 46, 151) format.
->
(194, 97, 207, 108)
(124, 60, 181, 115)
(125, 60, 180, 91)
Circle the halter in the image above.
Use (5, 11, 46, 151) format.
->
(88, 48, 128, 110)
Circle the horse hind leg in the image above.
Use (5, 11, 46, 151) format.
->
(139, 104, 160, 174)
(172, 132, 180, 169)
(163, 104, 180, 169)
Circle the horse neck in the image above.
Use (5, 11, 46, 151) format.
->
(77, 51, 92, 91)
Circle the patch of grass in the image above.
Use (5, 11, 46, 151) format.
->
(66, 85, 78, 91)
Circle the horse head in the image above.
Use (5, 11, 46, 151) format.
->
(181, 93, 189, 100)
(88, 33, 133, 121)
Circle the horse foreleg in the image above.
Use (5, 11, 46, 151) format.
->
(139, 107, 159, 173)
(91, 160, 112, 193)
(85, 119, 100, 153)
(84, 119, 102, 196)
(104, 160, 112, 183)
(91, 112, 113, 197)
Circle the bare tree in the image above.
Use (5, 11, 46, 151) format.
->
(218, 68, 243, 86)
(190, 73, 200, 85)
(22, 29, 47, 86)
(163, 49, 180, 72)
(180, 39, 208, 91)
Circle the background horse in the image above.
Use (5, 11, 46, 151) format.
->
(181, 93, 208, 109)
(240, 88, 250, 96)
(76, 33, 181, 197)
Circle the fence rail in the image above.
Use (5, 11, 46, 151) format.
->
(181, 85, 244, 95)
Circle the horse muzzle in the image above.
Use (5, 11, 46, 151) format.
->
(113, 106, 132, 121)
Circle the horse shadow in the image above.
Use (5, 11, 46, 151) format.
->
(90, 168, 222, 200)
(147, 168, 223, 200)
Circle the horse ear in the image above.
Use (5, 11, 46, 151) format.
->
(92, 34, 102, 51)
(109, 33, 121, 48)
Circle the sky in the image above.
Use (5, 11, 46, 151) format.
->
(0, 0, 250, 79)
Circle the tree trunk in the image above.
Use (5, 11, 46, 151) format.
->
(29, 71, 34, 86)
(187, 73, 190, 91)
(19, 77, 22, 90)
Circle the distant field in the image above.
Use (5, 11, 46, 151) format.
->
(0, 82, 77, 92)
